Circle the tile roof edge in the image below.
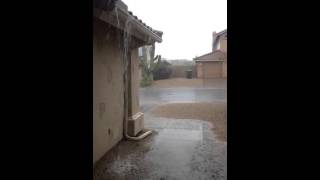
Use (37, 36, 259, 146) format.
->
(116, 0, 163, 42)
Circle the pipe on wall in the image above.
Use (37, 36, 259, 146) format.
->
(122, 44, 152, 141)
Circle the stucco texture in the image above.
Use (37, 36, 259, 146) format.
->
(93, 20, 125, 164)
(195, 51, 227, 78)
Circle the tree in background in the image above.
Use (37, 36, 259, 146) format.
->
(152, 59, 172, 80)
(139, 44, 160, 87)
(139, 44, 171, 86)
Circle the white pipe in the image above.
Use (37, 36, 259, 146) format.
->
(122, 35, 153, 141)
(123, 103, 152, 140)
(125, 129, 152, 141)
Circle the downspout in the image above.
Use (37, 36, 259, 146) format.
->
(123, 51, 152, 140)
(122, 19, 152, 141)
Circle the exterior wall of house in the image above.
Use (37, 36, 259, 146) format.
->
(130, 49, 140, 116)
(93, 19, 147, 164)
(219, 37, 227, 77)
(196, 63, 203, 78)
(195, 49, 227, 78)
(220, 39, 227, 52)
(93, 20, 124, 164)
(222, 61, 227, 77)
(202, 61, 223, 78)
(196, 61, 223, 78)
(127, 48, 145, 136)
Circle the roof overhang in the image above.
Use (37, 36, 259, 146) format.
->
(94, 0, 162, 45)
(194, 50, 226, 62)
(195, 60, 224, 63)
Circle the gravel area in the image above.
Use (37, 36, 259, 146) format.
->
(151, 78, 226, 88)
(150, 102, 227, 141)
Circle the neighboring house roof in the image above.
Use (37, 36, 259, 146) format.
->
(94, 0, 162, 44)
(212, 29, 227, 50)
(217, 29, 227, 36)
(194, 50, 227, 62)
(167, 60, 195, 66)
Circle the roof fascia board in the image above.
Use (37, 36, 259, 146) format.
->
(93, 5, 162, 43)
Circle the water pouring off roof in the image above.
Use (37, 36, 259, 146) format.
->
(94, 0, 163, 44)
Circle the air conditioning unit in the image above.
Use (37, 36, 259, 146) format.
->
(128, 112, 144, 136)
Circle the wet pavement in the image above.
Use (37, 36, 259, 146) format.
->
(94, 117, 226, 180)
(94, 85, 227, 180)
(140, 87, 226, 113)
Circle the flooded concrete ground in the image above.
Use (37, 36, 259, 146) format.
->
(94, 118, 226, 180)
(139, 87, 226, 113)
(94, 79, 227, 180)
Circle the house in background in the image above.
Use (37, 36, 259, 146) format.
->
(194, 29, 227, 78)
(93, 0, 162, 164)
(212, 29, 227, 52)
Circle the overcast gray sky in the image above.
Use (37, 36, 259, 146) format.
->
(123, 0, 227, 60)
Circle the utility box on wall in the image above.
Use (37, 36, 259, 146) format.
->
(128, 112, 144, 136)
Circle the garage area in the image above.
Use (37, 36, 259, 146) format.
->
(197, 61, 223, 78)
(194, 50, 227, 78)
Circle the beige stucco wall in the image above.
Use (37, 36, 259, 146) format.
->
(203, 61, 223, 78)
(130, 49, 140, 116)
(195, 49, 227, 78)
(222, 61, 227, 77)
(93, 20, 124, 164)
(197, 61, 223, 78)
(197, 63, 203, 78)
(220, 39, 227, 52)
(220, 39, 227, 77)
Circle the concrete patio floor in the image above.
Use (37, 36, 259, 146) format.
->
(94, 78, 227, 180)
(94, 118, 226, 180)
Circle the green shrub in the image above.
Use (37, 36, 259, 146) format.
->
(153, 60, 172, 80)
(140, 73, 153, 87)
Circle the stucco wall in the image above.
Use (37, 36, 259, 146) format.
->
(220, 39, 227, 52)
(93, 20, 124, 164)
(203, 61, 223, 78)
(195, 50, 227, 78)
(196, 61, 223, 78)
(221, 39, 227, 77)
(130, 49, 140, 116)
(196, 63, 203, 78)
(222, 62, 227, 77)
(220, 39, 227, 77)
